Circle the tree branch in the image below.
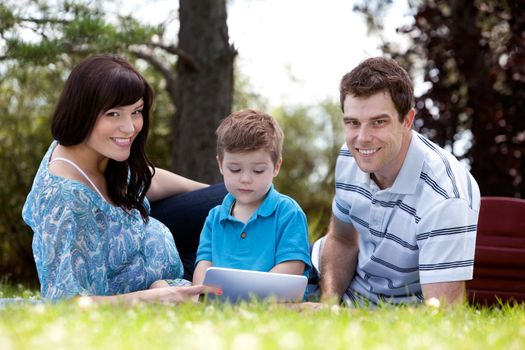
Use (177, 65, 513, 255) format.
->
(130, 48, 178, 102)
(148, 42, 199, 71)
(17, 17, 70, 25)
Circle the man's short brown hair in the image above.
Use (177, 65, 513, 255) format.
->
(339, 57, 414, 121)
(216, 109, 283, 164)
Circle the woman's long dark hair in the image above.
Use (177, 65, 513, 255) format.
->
(51, 54, 155, 221)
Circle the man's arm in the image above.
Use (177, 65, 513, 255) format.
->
(418, 197, 479, 307)
(319, 215, 359, 303)
(421, 281, 466, 306)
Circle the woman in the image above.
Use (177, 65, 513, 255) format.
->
(22, 54, 223, 303)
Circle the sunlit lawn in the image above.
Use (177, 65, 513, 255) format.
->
(0, 285, 524, 350)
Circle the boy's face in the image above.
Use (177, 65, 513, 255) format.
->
(218, 149, 282, 208)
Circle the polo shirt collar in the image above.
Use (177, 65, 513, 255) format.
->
(257, 185, 279, 217)
(389, 130, 425, 194)
(218, 193, 236, 221)
(357, 164, 372, 186)
(218, 185, 278, 222)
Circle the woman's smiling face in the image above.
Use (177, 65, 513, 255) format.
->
(84, 98, 144, 163)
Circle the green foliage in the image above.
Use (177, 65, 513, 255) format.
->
(273, 101, 344, 240)
(0, 64, 59, 285)
(0, 297, 524, 349)
(0, 4, 17, 32)
(0, 282, 39, 298)
(1, 0, 160, 62)
(142, 63, 176, 169)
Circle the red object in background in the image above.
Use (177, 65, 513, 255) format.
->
(466, 197, 525, 306)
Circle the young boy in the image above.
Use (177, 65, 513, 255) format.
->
(192, 109, 311, 285)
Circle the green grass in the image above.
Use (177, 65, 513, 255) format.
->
(0, 283, 40, 299)
(0, 288, 524, 349)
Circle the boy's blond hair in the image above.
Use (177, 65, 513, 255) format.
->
(216, 109, 283, 165)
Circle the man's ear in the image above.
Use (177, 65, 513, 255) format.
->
(403, 108, 416, 129)
(216, 155, 224, 175)
(273, 158, 283, 177)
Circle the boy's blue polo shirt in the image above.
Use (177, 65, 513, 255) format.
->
(196, 186, 311, 273)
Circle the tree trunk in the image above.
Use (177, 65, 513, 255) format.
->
(173, 0, 235, 183)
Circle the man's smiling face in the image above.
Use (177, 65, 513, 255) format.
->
(342, 91, 414, 189)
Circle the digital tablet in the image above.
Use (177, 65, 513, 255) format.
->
(202, 267, 308, 303)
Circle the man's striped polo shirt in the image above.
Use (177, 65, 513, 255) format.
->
(333, 130, 480, 305)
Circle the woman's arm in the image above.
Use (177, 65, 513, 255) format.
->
(147, 168, 209, 202)
(86, 284, 221, 305)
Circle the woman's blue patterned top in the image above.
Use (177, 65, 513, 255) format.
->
(22, 142, 184, 301)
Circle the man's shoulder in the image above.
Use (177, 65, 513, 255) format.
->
(414, 132, 479, 204)
(414, 132, 467, 174)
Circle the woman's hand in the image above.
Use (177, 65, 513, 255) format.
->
(86, 284, 222, 305)
(150, 285, 222, 304)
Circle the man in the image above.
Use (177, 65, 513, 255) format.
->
(313, 57, 480, 306)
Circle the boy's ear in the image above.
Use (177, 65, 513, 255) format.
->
(216, 155, 224, 175)
(273, 158, 283, 176)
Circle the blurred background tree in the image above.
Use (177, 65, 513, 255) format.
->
(0, 0, 234, 285)
(0, 0, 234, 184)
(273, 102, 343, 240)
(0, 0, 340, 285)
(355, 0, 525, 198)
(0, 65, 56, 285)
